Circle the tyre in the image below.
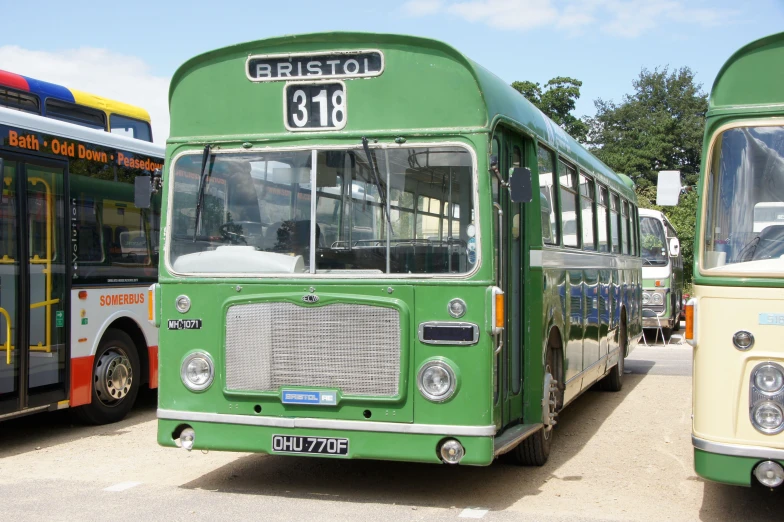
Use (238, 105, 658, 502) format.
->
(75, 329, 140, 425)
(672, 317, 681, 332)
(662, 327, 672, 342)
(510, 348, 561, 466)
(599, 318, 626, 392)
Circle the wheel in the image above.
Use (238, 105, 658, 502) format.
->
(75, 329, 140, 425)
(510, 348, 561, 466)
(599, 319, 626, 392)
(672, 317, 681, 332)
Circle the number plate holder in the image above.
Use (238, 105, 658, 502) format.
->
(271, 435, 349, 456)
(284, 81, 347, 131)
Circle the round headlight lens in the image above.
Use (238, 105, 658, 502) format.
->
(418, 361, 456, 402)
(175, 295, 191, 314)
(754, 364, 784, 394)
(181, 352, 214, 391)
(752, 401, 784, 434)
(651, 293, 664, 306)
(732, 331, 754, 351)
(447, 298, 467, 319)
(642, 292, 650, 305)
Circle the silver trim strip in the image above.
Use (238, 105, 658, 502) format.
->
(0, 405, 50, 421)
(693, 435, 784, 460)
(532, 248, 642, 270)
(158, 409, 497, 436)
(493, 423, 542, 455)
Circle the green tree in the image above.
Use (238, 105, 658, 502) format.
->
(512, 76, 588, 143)
(637, 185, 698, 284)
(585, 67, 708, 189)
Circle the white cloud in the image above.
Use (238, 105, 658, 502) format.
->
(0, 46, 170, 144)
(403, 0, 445, 16)
(404, 0, 739, 37)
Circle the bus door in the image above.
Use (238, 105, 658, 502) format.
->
(492, 130, 526, 429)
(0, 154, 68, 417)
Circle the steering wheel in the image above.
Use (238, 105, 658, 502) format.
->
(218, 222, 248, 245)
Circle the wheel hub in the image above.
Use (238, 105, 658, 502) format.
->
(94, 350, 133, 404)
(542, 371, 559, 432)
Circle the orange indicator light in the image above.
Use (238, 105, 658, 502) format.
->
(148, 289, 154, 322)
(685, 304, 694, 340)
(495, 292, 505, 329)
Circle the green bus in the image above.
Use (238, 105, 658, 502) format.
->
(676, 31, 784, 487)
(150, 33, 643, 466)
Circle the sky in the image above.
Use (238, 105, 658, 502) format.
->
(1, 0, 782, 144)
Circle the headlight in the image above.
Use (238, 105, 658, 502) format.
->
(417, 360, 457, 402)
(181, 352, 214, 391)
(754, 364, 784, 394)
(651, 292, 664, 306)
(642, 292, 650, 305)
(751, 401, 784, 434)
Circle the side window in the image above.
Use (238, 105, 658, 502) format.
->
(580, 173, 595, 251)
(621, 200, 629, 255)
(609, 192, 620, 254)
(71, 147, 160, 284)
(629, 205, 637, 256)
(45, 99, 106, 131)
(0, 87, 40, 114)
(538, 145, 557, 245)
(559, 160, 579, 247)
(597, 184, 609, 252)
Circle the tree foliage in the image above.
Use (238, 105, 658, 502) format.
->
(511, 76, 588, 143)
(585, 67, 708, 189)
(636, 185, 698, 285)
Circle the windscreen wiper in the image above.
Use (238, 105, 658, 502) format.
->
(361, 137, 391, 229)
(193, 145, 212, 242)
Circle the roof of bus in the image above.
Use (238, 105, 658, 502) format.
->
(0, 106, 163, 158)
(169, 32, 634, 201)
(0, 69, 151, 122)
(708, 31, 784, 117)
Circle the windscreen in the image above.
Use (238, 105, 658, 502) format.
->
(168, 145, 476, 276)
(640, 217, 668, 266)
(703, 125, 784, 274)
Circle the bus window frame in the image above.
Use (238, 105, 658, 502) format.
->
(0, 87, 41, 115)
(45, 98, 107, 131)
(558, 159, 580, 249)
(163, 141, 482, 280)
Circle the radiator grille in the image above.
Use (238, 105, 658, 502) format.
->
(225, 302, 400, 396)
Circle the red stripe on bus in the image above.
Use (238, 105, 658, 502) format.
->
(70, 355, 94, 407)
(148, 345, 159, 388)
(0, 69, 30, 91)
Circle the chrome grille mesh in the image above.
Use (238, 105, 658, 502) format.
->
(225, 302, 400, 396)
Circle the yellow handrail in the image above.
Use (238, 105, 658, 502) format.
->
(28, 177, 54, 354)
(0, 307, 10, 365)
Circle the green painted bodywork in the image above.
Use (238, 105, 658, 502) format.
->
(695, 31, 784, 288)
(694, 449, 783, 487)
(157, 32, 640, 465)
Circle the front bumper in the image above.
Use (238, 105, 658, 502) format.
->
(693, 435, 784, 486)
(158, 409, 496, 465)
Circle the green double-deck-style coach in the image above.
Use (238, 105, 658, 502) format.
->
(150, 33, 642, 466)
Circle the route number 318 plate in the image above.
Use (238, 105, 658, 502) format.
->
(284, 82, 346, 131)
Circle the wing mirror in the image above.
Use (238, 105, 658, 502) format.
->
(657, 170, 681, 206)
(134, 168, 162, 209)
(489, 156, 532, 203)
(508, 167, 532, 203)
(669, 237, 681, 257)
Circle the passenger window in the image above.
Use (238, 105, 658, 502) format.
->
(610, 193, 620, 253)
(559, 160, 579, 248)
(597, 185, 609, 252)
(580, 173, 595, 251)
(621, 200, 629, 255)
(538, 145, 557, 245)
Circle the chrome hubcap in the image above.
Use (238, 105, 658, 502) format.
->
(94, 349, 133, 405)
(543, 366, 559, 436)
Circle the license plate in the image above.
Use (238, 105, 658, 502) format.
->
(271, 435, 349, 456)
(284, 82, 346, 131)
(167, 319, 202, 330)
